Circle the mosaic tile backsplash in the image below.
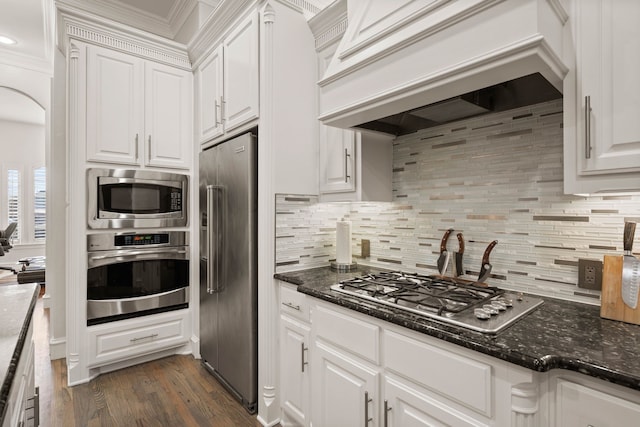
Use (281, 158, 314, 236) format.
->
(275, 99, 640, 304)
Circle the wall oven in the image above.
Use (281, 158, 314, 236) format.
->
(87, 231, 189, 325)
(87, 168, 188, 229)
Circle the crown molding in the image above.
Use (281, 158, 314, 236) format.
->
(56, 5, 191, 70)
(54, 0, 199, 40)
(188, 0, 255, 68)
(307, 0, 347, 51)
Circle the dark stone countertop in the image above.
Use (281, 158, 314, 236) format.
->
(275, 266, 640, 392)
(0, 283, 40, 424)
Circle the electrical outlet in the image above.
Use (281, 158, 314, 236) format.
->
(361, 239, 370, 258)
(578, 258, 603, 290)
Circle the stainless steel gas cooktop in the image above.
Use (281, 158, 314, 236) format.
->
(330, 271, 543, 334)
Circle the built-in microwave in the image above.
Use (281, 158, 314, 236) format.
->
(87, 168, 188, 229)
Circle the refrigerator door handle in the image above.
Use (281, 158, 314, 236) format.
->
(206, 185, 215, 294)
(207, 184, 224, 294)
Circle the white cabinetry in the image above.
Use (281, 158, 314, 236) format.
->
(3, 320, 37, 427)
(87, 309, 189, 369)
(196, 12, 259, 144)
(278, 282, 311, 426)
(85, 42, 192, 169)
(554, 375, 640, 427)
(313, 341, 380, 426)
(306, 299, 536, 427)
(563, 0, 640, 194)
(315, 14, 393, 202)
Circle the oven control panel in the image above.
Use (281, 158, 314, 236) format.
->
(87, 231, 188, 251)
(114, 233, 169, 247)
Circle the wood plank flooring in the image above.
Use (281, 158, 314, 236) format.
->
(19, 281, 262, 427)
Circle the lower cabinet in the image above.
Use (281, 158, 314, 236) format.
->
(312, 341, 379, 426)
(87, 309, 189, 368)
(279, 293, 640, 427)
(384, 375, 488, 427)
(3, 320, 38, 427)
(553, 374, 640, 427)
(279, 314, 310, 426)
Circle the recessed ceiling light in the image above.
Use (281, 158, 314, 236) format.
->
(0, 35, 17, 45)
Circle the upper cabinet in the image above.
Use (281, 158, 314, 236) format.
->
(196, 12, 259, 144)
(313, 6, 393, 202)
(563, 0, 640, 194)
(84, 42, 192, 169)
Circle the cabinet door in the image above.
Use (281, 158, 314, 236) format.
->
(577, 0, 640, 175)
(198, 45, 224, 143)
(319, 126, 356, 193)
(144, 61, 192, 169)
(312, 341, 379, 427)
(556, 380, 640, 427)
(223, 12, 259, 132)
(384, 376, 488, 427)
(280, 315, 310, 426)
(86, 44, 143, 165)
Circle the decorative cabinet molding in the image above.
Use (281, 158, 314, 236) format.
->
(563, 0, 640, 194)
(59, 11, 191, 70)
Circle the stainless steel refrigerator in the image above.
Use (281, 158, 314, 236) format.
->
(199, 131, 257, 413)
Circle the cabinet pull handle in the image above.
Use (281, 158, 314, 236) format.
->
(221, 96, 226, 123)
(384, 399, 391, 427)
(301, 342, 308, 372)
(585, 95, 592, 159)
(364, 391, 373, 425)
(135, 133, 139, 162)
(344, 148, 351, 182)
(34, 386, 40, 426)
(282, 301, 300, 311)
(148, 135, 151, 163)
(215, 99, 222, 125)
(130, 333, 158, 342)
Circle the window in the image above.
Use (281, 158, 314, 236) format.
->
(3, 166, 46, 244)
(34, 167, 46, 240)
(7, 169, 20, 241)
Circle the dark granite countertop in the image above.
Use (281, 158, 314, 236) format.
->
(0, 283, 40, 424)
(275, 266, 640, 392)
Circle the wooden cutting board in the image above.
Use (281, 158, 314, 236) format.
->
(600, 255, 640, 325)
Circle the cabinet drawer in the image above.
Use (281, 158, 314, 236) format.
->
(314, 303, 379, 364)
(279, 282, 310, 322)
(89, 313, 188, 367)
(384, 329, 492, 417)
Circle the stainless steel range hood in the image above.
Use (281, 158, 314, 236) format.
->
(356, 73, 562, 136)
(317, 0, 569, 131)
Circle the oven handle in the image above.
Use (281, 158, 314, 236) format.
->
(88, 248, 188, 268)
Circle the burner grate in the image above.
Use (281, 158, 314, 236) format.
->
(339, 271, 503, 316)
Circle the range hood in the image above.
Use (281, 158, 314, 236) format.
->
(316, 0, 569, 131)
(356, 72, 562, 136)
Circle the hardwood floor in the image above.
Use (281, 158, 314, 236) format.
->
(26, 289, 262, 426)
